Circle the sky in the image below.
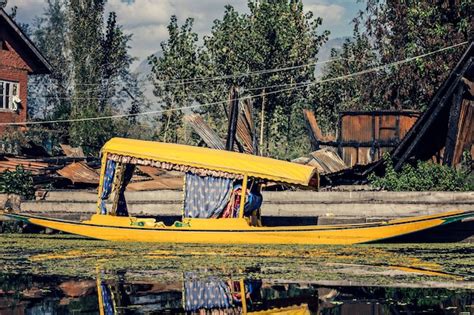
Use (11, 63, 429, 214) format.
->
(7, 0, 364, 69)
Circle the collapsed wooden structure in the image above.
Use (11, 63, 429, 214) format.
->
(303, 41, 473, 185)
(389, 42, 473, 170)
(303, 109, 420, 167)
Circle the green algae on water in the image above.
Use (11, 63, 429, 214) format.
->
(0, 234, 473, 288)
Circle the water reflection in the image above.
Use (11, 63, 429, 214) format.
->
(0, 272, 472, 314)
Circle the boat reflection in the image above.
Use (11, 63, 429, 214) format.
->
(94, 270, 473, 315)
(0, 271, 472, 314)
(97, 271, 315, 314)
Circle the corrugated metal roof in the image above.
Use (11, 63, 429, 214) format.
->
(293, 148, 348, 175)
(0, 157, 49, 174)
(57, 162, 99, 184)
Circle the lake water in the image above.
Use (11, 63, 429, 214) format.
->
(0, 234, 473, 314)
(1, 273, 473, 314)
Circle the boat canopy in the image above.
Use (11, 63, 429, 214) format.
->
(101, 138, 318, 187)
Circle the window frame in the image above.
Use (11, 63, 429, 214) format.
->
(0, 80, 20, 111)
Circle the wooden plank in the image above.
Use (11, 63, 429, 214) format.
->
(443, 85, 464, 166)
(452, 98, 474, 165)
(57, 162, 100, 184)
(236, 99, 256, 154)
(225, 86, 239, 151)
(303, 109, 321, 150)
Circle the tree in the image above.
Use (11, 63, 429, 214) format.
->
(150, 0, 329, 159)
(204, 0, 328, 158)
(68, 0, 123, 153)
(14, 0, 147, 155)
(359, 0, 473, 109)
(314, 32, 379, 133)
(149, 16, 201, 143)
(29, 0, 71, 143)
(26, 0, 145, 155)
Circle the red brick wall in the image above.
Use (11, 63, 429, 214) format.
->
(0, 31, 32, 133)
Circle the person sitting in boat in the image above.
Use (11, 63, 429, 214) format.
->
(221, 180, 262, 223)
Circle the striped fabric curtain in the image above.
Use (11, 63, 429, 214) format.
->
(184, 173, 233, 218)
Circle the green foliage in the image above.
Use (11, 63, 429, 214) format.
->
(0, 166, 35, 200)
(205, 0, 328, 159)
(68, 1, 133, 154)
(149, 16, 201, 143)
(369, 155, 474, 192)
(316, 0, 473, 134)
(25, 0, 148, 155)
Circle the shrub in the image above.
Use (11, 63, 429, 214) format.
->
(368, 155, 474, 191)
(0, 166, 35, 200)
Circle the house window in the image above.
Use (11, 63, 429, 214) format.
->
(0, 80, 20, 110)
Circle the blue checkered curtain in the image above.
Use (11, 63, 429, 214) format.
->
(116, 164, 135, 216)
(100, 159, 116, 215)
(184, 173, 233, 218)
(184, 276, 232, 311)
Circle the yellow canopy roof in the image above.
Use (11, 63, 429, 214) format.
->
(102, 138, 318, 187)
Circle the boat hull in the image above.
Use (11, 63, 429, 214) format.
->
(3, 210, 473, 245)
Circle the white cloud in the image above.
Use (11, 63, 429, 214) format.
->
(127, 24, 169, 62)
(8, 0, 354, 69)
(305, 2, 346, 26)
(105, 0, 248, 67)
(6, 0, 45, 22)
(107, 0, 174, 28)
(105, 0, 175, 63)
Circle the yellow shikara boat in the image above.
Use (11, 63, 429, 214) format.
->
(4, 138, 473, 244)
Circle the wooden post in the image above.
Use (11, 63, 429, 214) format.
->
(303, 109, 320, 151)
(110, 164, 124, 216)
(238, 175, 248, 219)
(96, 268, 105, 315)
(239, 279, 248, 314)
(443, 85, 464, 166)
(259, 89, 266, 156)
(226, 86, 239, 151)
(163, 110, 172, 143)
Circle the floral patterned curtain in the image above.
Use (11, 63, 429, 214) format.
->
(100, 282, 115, 314)
(99, 159, 116, 215)
(184, 275, 233, 311)
(184, 173, 233, 218)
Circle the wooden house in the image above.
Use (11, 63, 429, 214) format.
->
(0, 8, 52, 133)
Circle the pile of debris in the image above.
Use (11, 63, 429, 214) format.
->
(0, 144, 183, 191)
(185, 43, 473, 188)
(0, 144, 98, 188)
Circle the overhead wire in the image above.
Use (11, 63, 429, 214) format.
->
(27, 56, 345, 90)
(1, 41, 467, 127)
